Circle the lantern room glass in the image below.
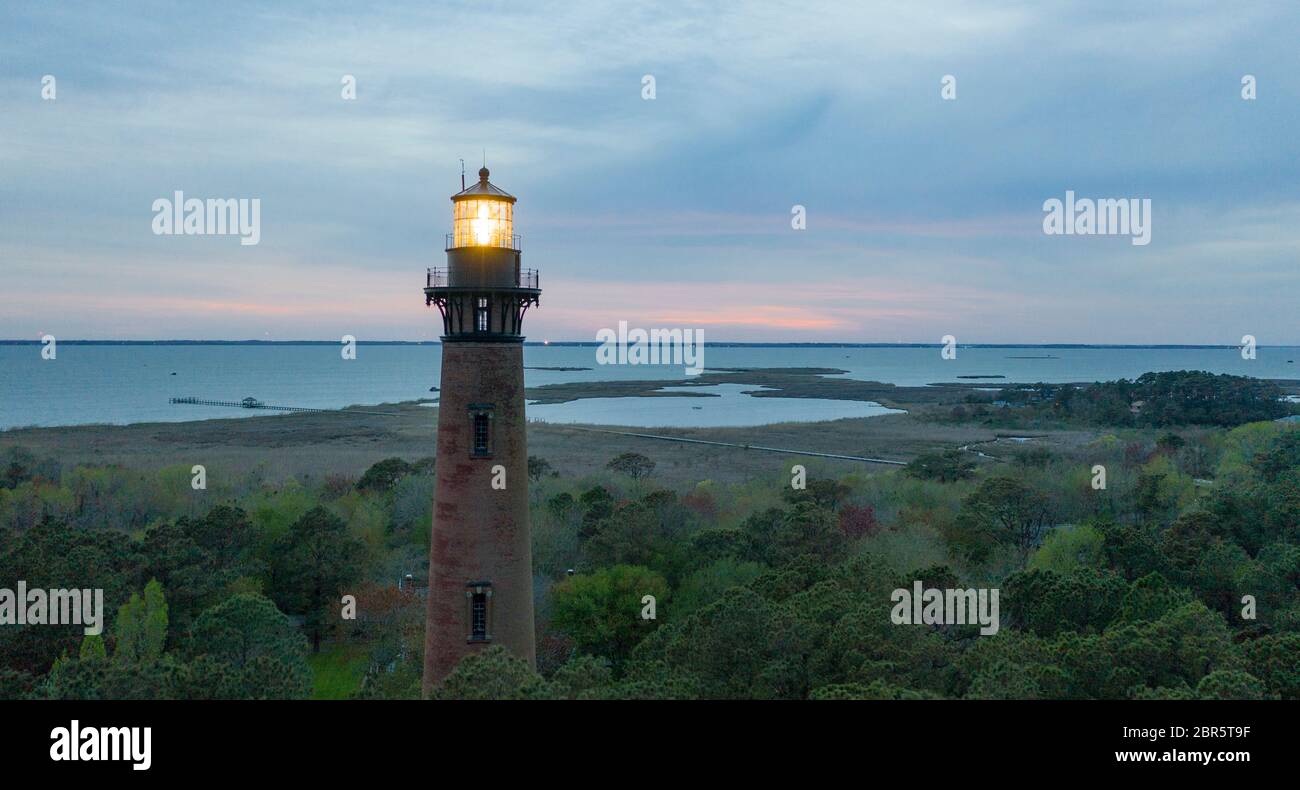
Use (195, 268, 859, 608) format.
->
(453, 198, 513, 248)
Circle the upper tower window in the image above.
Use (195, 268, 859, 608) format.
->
(468, 404, 494, 457)
(476, 297, 489, 332)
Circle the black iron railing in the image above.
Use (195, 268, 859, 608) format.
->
(427, 267, 539, 289)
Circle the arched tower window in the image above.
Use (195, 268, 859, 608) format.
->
(465, 582, 493, 642)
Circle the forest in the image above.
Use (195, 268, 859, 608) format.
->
(1, 370, 1298, 700)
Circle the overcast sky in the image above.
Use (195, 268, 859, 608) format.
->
(2, 1, 1298, 343)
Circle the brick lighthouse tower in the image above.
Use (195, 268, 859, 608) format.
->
(422, 166, 540, 693)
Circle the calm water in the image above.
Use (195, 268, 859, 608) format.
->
(1, 344, 1297, 430)
(526, 384, 905, 428)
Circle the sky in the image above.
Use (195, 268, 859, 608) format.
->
(2, 1, 1298, 344)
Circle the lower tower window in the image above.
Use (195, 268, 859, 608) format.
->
(465, 582, 493, 643)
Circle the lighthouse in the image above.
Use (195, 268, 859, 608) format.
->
(422, 166, 540, 693)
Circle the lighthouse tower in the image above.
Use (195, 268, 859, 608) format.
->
(422, 166, 540, 692)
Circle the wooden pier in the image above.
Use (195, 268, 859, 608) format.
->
(169, 397, 397, 417)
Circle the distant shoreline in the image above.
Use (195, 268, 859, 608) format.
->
(2, 340, 1293, 349)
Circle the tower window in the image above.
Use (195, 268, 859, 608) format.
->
(468, 405, 494, 457)
(471, 593, 487, 639)
(475, 297, 489, 332)
(465, 582, 492, 642)
(473, 413, 490, 454)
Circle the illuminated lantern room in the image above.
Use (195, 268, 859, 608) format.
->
(450, 167, 516, 249)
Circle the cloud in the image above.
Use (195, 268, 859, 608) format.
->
(1, 1, 1297, 342)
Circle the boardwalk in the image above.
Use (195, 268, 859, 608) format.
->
(555, 425, 907, 465)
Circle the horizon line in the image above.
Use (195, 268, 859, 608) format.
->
(0, 340, 1289, 349)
